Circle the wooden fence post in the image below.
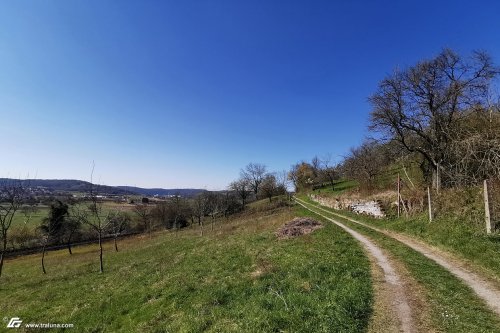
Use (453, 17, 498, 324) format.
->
(397, 173, 401, 218)
(427, 187, 433, 223)
(484, 180, 492, 234)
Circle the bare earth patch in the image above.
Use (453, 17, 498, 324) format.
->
(275, 217, 323, 239)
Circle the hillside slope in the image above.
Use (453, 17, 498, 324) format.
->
(0, 203, 372, 332)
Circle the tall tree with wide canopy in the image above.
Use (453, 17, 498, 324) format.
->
(369, 49, 498, 190)
(241, 163, 267, 198)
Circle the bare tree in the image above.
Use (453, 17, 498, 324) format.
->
(370, 49, 499, 190)
(311, 156, 321, 179)
(219, 191, 239, 218)
(170, 194, 190, 235)
(341, 140, 389, 191)
(321, 154, 339, 191)
(0, 179, 25, 277)
(63, 212, 82, 255)
(82, 164, 111, 273)
(275, 170, 290, 196)
(288, 163, 299, 190)
(241, 163, 267, 198)
(20, 200, 38, 224)
(229, 178, 250, 209)
(191, 193, 209, 236)
(442, 110, 500, 185)
(206, 192, 221, 231)
(133, 204, 151, 237)
(259, 174, 279, 202)
(107, 211, 130, 252)
(150, 195, 191, 233)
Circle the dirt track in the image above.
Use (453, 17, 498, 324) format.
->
(295, 199, 416, 332)
(297, 197, 500, 317)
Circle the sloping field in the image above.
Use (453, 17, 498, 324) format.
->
(0, 204, 372, 332)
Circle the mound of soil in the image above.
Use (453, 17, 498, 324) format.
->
(276, 217, 323, 239)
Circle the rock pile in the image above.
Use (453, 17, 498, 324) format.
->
(310, 194, 385, 218)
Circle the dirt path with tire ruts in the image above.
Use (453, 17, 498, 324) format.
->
(295, 199, 419, 332)
(297, 197, 500, 318)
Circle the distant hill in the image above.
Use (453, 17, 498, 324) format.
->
(116, 186, 206, 198)
(0, 179, 206, 197)
(0, 178, 135, 195)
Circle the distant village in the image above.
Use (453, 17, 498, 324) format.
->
(2, 184, 177, 206)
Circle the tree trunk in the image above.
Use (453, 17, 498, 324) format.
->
(0, 252, 4, 278)
(98, 232, 103, 273)
(67, 232, 73, 255)
(200, 220, 204, 237)
(0, 235, 7, 277)
(41, 242, 47, 274)
(432, 162, 442, 193)
(114, 236, 118, 252)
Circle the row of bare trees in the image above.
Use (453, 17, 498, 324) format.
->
(1, 172, 260, 277)
(288, 155, 340, 192)
(229, 163, 289, 207)
(0, 183, 237, 277)
(0, 162, 290, 278)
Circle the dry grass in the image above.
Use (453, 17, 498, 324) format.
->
(275, 217, 323, 239)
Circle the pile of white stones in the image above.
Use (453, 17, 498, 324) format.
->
(310, 194, 385, 218)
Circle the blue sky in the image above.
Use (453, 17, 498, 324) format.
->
(1, 1, 499, 189)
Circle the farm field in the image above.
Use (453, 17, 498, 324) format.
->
(5, 201, 138, 250)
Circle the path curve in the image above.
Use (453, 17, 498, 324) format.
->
(295, 199, 415, 333)
(297, 197, 500, 317)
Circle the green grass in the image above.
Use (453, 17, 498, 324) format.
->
(298, 199, 500, 332)
(6, 202, 137, 249)
(375, 213, 500, 278)
(312, 180, 358, 195)
(8, 206, 49, 230)
(300, 193, 500, 279)
(0, 203, 372, 332)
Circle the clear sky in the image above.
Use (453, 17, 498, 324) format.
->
(1, 1, 499, 190)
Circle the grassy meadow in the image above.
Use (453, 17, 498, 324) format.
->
(0, 202, 373, 332)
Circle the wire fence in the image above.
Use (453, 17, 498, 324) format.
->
(394, 175, 499, 234)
